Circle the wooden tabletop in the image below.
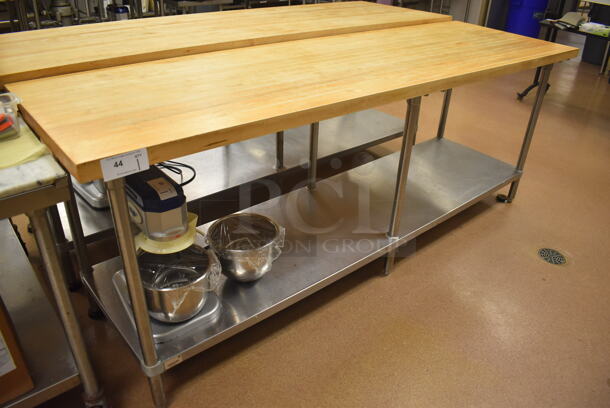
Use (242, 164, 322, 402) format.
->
(0, 2, 450, 84)
(7, 21, 577, 183)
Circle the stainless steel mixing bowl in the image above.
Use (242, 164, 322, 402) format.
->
(138, 244, 220, 323)
(207, 213, 283, 282)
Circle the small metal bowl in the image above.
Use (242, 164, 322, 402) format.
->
(207, 213, 283, 282)
(138, 244, 220, 323)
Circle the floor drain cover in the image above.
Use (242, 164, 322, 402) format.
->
(538, 248, 567, 265)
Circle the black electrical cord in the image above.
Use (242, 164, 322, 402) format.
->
(156, 160, 196, 187)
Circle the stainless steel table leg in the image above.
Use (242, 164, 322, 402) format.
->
(65, 185, 91, 282)
(106, 178, 167, 408)
(600, 41, 610, 76)
(32, 0, 41, 29)
(464, 0, 471, 22)
(7, 0, 17, 32)
(16, 0, 29, 30)
(484, 0, 493, 26)
(384, 97, 421, 276)
(308, 122, 319, 191)
(48, 204, 80, 290)
(135, 0, 143, 18)
(276, 131, 285, 170)
(27, 208, 106, 407)
(65, 179, 104, 319)
(499, 64, 553, 203)
(98, 0, 105, 20)
(436, 89, 452, 140)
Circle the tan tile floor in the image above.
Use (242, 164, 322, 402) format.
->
(13, 31, 610, 408)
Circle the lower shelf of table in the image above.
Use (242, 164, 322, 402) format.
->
(0, 220, 79, 408)
(86, 138, 520, 369)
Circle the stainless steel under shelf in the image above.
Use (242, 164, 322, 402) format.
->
(84, 138, 519, 369)
(0, 219, 80, 408)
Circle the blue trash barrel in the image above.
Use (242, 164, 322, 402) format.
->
(506, 0, 550, 38)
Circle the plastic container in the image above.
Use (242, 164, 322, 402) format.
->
(506, 0, 549, 38)
(0, 93, 21, 140)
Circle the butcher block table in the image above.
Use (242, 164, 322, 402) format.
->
(0, 2, 449, 84)
(2, 3, 577, 407)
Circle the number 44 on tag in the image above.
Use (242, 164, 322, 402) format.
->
(100, 148, 150, 181)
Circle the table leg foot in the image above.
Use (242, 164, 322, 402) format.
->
(384, 250, 396, 276)
(496, 193, 512, 204)
(148, 375, 167, 408)
(83, 388, 108, 408)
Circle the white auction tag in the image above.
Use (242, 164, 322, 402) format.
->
(100, 148, 149, 181)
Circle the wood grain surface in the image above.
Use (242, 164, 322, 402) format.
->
(7, 21, 578, 182)
(0, 2, 450, 84)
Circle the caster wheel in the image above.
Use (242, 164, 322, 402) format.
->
(496, 194, 511, 203)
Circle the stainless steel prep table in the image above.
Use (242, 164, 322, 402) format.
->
(0, 148, 105, 407)
(5, 14, 577, 408)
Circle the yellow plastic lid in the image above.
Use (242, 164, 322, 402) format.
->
(135, 212, 198, 254)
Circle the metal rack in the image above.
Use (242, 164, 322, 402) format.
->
(0, 152, 106, 407)
(0, 219, 79, 408)
(79, 65, 552, 407)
